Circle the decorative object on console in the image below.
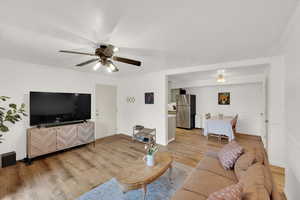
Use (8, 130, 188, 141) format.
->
(218, 92, 230, 105)
(0, 96, 27, 143)
(145, 92, 154, 104)
(218, 141, 244, 170)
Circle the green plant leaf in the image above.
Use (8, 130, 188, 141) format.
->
(0, 125, 9, 132)
(0, 96, 10, 101)
(0, 96, 27, 134)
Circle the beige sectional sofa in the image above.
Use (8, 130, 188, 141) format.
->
(171, 143, 282, 200)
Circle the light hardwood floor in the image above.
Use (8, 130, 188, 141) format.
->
(0, 129, 285, 200)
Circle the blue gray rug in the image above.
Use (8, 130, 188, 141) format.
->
(77, 162, 192, 200)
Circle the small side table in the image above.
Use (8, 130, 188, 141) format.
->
(132, 126, 156, 144)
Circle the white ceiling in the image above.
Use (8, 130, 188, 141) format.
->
(168, 65, 268, 82)
(0, 0, 297, 76)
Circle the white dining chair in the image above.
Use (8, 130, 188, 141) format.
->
(231, 114, 238, 135)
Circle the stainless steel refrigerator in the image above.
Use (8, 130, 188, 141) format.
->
(176, 94, 196, 129)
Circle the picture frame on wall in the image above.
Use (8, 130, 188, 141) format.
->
(218, 92, 230, 105)
(145, 92, 154, 104)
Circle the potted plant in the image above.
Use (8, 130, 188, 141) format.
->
(144, 143, 159, 167)
(0, 96, 27, 143)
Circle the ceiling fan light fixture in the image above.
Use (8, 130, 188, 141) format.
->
(59, 44, 142, 72)
(93, 62, 101, 71)
(113, 47, 119, 53)
(104, 60, 119, 72)
(217, 74, 226, 83)
(106, 66, 113, 73)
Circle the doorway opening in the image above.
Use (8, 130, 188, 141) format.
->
(166, 65, 268, 147)
(95, 84, 117, 139)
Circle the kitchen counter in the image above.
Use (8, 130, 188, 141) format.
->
(168, 114, 176, 142)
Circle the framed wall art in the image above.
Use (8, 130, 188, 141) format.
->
(145, 92, 154, 104)
(218, 92, 230, 105)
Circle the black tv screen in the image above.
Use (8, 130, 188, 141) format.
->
(30, 92, 91, 126)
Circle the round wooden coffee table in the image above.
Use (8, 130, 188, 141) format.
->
(115, 152, 173, 200)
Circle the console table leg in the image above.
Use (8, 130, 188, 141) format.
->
(25, 158, 32, 165)
(142, 184, 147, 200)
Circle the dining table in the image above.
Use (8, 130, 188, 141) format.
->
(203, 116, 235, 141)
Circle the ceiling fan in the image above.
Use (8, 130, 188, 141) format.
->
(59, 44, 142, 72)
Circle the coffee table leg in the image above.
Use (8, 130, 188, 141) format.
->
(142, 184, 147, 200)
(169, 165, 173, 183)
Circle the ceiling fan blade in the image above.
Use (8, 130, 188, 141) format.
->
(59, 50, 96, 56)
(112, 56, 142, 66)
(76, 59, 99, 67)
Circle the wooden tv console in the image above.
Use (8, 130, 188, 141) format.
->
(26, 121, 95, 163)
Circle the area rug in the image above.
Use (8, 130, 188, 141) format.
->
(77, 161, 192, 200)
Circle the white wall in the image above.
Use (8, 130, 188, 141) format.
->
(117, 72, 168, 145)
(187, 83, 263, 135)
(280, 3, 300, 199)
(171, 74, 265, 89)
(0, 58, 118, 160)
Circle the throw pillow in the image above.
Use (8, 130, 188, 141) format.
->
(207, 183, 243, 200)
(218, 141, 244, 170)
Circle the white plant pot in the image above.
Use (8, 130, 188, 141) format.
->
(146, 154, 155, 167)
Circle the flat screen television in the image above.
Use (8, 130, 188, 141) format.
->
(30, 92, 91, 126)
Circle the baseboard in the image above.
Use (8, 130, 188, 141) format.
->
(95, 133, 129, 142)
(168, 138, 175, 143)
(235, 132, 262, 141)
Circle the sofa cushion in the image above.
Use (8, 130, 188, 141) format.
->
(240, 163, 272, 200)
(218, 141, 244, 170)
(234, 151, 256, 180)
(205, 151, 219, 159)
(171, 188, 207, 200)
(207, 183, 243, 200)
(262, 165, 273, 195)
(197, 156, 237, 181)
(242, 185, 270, 200)
(254, 147, 265, 164)
(182, 169, 236, 197)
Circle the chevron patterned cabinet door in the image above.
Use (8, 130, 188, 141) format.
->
(28, 127, 57, 158)
(56, 124, 79, 150)
(78, 122, 95, 145)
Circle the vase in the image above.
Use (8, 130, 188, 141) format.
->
(146, 154, 155, 167)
